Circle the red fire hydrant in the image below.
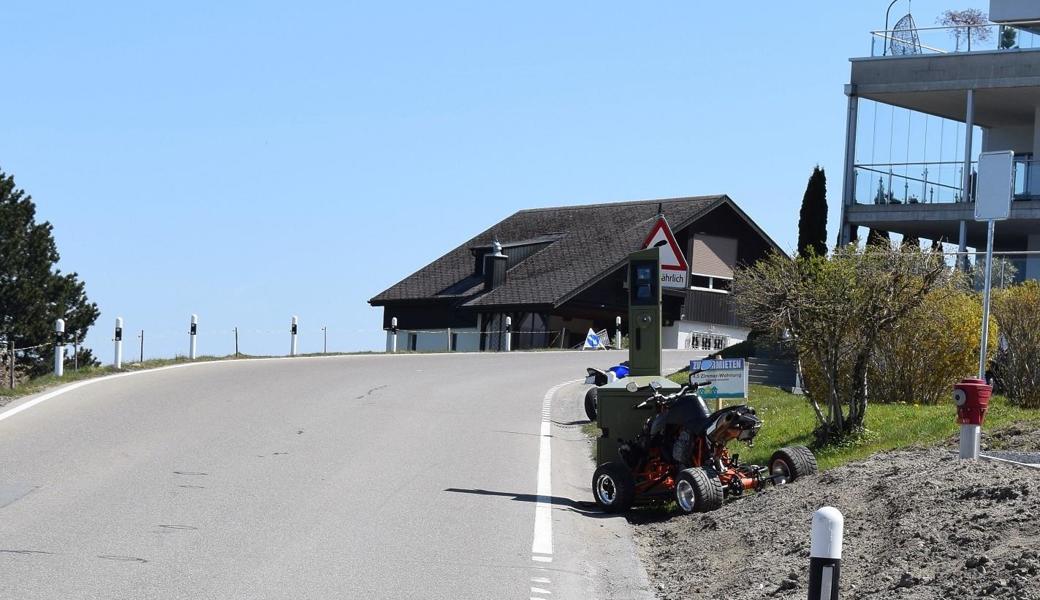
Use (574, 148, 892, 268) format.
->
(954, 378, 992, 459)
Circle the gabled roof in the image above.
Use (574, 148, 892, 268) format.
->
(369, 195, 779, 309)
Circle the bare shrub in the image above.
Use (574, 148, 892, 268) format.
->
(992, 282, 1040, 408)
(869, 288, 997, 405)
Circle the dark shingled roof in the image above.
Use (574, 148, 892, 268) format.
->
(369, 195, 766, 309)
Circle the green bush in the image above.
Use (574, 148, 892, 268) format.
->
(992, 282, 1040, 408)
(868, 288, 996, 405)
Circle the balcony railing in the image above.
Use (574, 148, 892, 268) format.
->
(853, 158, 1040, 205)
(869, 23, 1040, 57)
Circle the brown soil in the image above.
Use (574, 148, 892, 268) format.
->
(635, 424, 1040, 599)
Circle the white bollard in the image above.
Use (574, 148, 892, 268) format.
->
(290, 316, 298, 357)
(808, 506, 844, 600)
(615, 316, 622, 349)
(504, 316, 512, 352)
(960, 424, 981, 460)
(389, 317, 398, 353)
(54, 318, 65, 377)
(114, 317, 124, 369)
(189, 314, 198, 360)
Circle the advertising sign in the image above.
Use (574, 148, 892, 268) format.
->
(692, 357, 748, 399)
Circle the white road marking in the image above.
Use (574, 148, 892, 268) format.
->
(0, 353, 365, 426)
(531, 587, 552, 594)
(531, 379, 580, 565)
(531, 577, 550, 584)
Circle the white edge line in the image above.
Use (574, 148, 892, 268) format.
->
(531, 379, 581, 562)
(0, 353, 372, 425)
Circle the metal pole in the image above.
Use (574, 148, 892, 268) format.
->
(615, 316, 622, 349)
(234, 327, 239, 357)
(979, 220, 996, 380)
(446, 327, 453, 352)
(139, 330, 144, 363)
(189, 314, 198, 360)
(958, 89, 975, 271)
(54, 318, 65, 377)
(114, 317, 123, 369)
(73, 333, 79, 371)
(322, 326, 327, 354)
(808, 507, 844, 600)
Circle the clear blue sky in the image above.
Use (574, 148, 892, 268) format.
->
(1, 0, 977, 358)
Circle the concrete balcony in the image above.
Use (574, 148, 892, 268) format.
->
(850, 49, 1040, 127)
(846, 201, 1040, 248)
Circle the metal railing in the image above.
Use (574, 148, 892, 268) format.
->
(870, 23, 1040, 57)
(853, 158, 1040, 205)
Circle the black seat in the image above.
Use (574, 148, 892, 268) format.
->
(667, 394, 713, 434)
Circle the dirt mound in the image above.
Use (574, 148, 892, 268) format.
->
(635, 424, 1040, 599)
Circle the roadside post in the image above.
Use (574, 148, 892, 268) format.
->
(290, 316, 299, 357)
(189, 314, 198, 360)
(955, 379, 991, 460)
(389, 317, 398, 353)
(808, 506, 844, 600)
(504, 317, 512, 352)
(54, 318, 65, 377)
(322, 325, 327, 354)
(615, 316, 622, 349)
(8, 340, 15, 388)
(956, 150, 1011, 459)
(694, 357, 749, 412)
(114, 317, 123, 369)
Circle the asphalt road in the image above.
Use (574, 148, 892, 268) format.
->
(0, 350, 701, 599)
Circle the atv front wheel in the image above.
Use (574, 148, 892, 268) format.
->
(592, 462, 635, 512)
(674, 467, 724, 514)
(769, 445, 818, 484)
(584, 388, 598, 421)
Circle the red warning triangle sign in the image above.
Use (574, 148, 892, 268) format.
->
(642, 216, 689, 272)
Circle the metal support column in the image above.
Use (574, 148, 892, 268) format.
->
(839, 87, 859, 246)
(958, 89, 975, 271)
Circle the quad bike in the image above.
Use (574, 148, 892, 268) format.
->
(592, 373, 817, 514)
(583, 361, 630, 421)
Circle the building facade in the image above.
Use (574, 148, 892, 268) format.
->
(369, 196, 781, 351)
(839, 1, 1040, 280)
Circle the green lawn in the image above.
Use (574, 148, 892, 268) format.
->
(665, 374, 1040, 470)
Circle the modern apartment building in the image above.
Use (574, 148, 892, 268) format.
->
(839, 0, 1040, 279)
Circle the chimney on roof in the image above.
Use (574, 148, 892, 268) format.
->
(484, 240, 508, 291)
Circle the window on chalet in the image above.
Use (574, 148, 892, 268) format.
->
(689, 234, 737, 294)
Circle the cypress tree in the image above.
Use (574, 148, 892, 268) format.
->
(797, 166, 828, 258)
(866, 228, 891, 248)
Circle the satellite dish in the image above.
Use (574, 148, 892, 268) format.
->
(890, 14, 922, 55)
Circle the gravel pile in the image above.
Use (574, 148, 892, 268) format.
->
(634, 424, 1040, 599)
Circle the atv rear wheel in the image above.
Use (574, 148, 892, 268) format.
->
(584, 387, 598, 421)
(592, 462, 635, 512)
(769, 445, 818, 484)
(674, 467, 724, 514)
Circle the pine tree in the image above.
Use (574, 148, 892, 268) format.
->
(797, 166, 828, 258)
(0, 169, 100, 376)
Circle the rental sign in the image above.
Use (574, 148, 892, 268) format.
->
(692, 357, 749, 399)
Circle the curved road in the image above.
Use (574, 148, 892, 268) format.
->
(0, 350, 699, 599)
